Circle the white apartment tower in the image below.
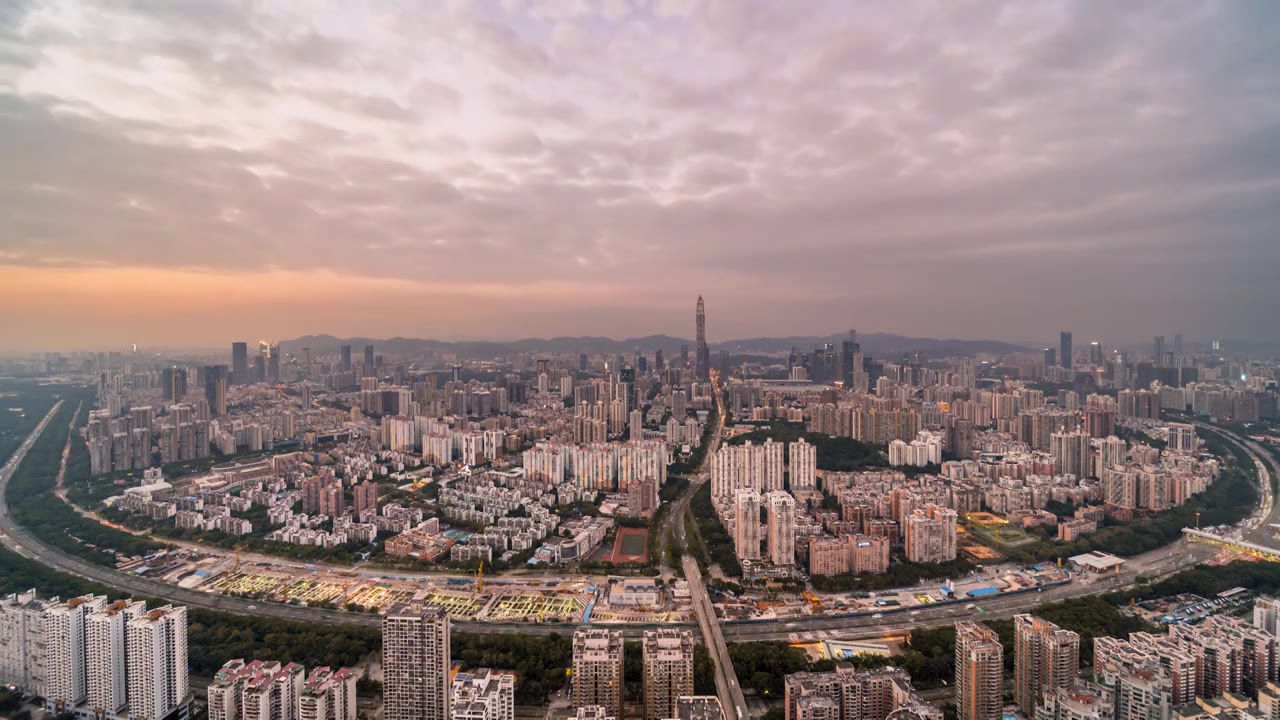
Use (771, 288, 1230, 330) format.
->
(788, 439, 817, 491)
(44, 594, 107, 712)
(641, 630, 694, 720)
(734, 489, 763, 561)
(382, 603, 451, 720)
(126, 605, 190, 720)
(761, 439, 785, 492)
(766, 491, 797, 566)
(0, 589, 55, 697)
(87, 600, 146, 716)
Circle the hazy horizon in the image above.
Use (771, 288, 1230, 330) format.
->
(3, 1, 1279, 350)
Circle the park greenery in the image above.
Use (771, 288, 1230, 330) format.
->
(1001, 437, 1257, 562)
(690, 482, 742, 576)
(0, 380, 67, 464)
(726, 421, 887, 472)
(810, 555, 976, 592)
(4, 394, 167, 566)
(729, 592, 1151, 698)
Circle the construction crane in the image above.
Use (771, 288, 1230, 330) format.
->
(473, 561, 484, 596)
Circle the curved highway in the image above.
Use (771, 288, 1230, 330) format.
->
(0, 402, 1261, 644)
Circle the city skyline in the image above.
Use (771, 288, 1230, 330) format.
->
(3, 2, 1280, 349)
(0, 321, 1249, 357)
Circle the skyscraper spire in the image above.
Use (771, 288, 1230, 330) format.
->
(695, 296, 709, 380)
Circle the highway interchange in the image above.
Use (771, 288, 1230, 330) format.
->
(1, 396, 1279, 707)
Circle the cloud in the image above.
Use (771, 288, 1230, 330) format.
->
(0, 0, 1278, 350)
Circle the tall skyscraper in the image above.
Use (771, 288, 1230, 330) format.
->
(1173, 333, 1184, 357)
(1089, 342, 1103, 366)
(162, 367, 187, 401)
(363, 345, 375, 377)
(955, 621, 1003, 720)
(1059, 332, 1073, 369)
(1014, 614, 1080, 717)
(766, 491, 796, 566)
(232, 342, 249, 385)
(205, 365, 228, 416)
(573, 629, 624, 720)
(126, 605, 190, 720)
(841, 329, 863, 390)
(340, 344, 352, 372)
(383, 604, 450, 720)
(695, 296, 710, 381)
(641, 630, 693, 720)
(1043, 348, 1057, 369)
(267, 344, 280, 383)
(1154, 336, 1165, 367)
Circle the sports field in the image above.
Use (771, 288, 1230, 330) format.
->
(608, 527, 649, 564)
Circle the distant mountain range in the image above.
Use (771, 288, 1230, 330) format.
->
(278, 332, 1028, 361)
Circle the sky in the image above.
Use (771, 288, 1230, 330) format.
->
(1, 0, 1279, 352)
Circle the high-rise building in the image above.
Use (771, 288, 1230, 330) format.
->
(87, 600, 145, 716)
(268, 344, 281, 383)
(788, 439, 817, 491)
(44, 595, 106, 711)
(340, 345, 352, 372)
(0, 590, 55, 696)
(734, 490, 762, 561)
(363, 345, 375, 377)
(1050, 431, 1093, 479)
(162, 367, 188, 401)
(1173, 334, 1184, 358)
(1089, 342, 1103, 366)
(1060, 332, 1073, 369)
(1014, 615, 1080, 717)
(904, 505, 956, 563)
(573, 629, 624, 720)
(955, 622, 1003, 720)
(1153, 336, 1165, 367)
(205, 365, 228, 416)
(232, 342, 249, 385)
(353, 481, 379, 517)
(766, 491, 796, 566)
(1043, 348, 1057, 369)
(695, 296, 710, 381)
(126, 605, 190, 720)
(382, 604, 450, 720)
(641, 629, 693, 720)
